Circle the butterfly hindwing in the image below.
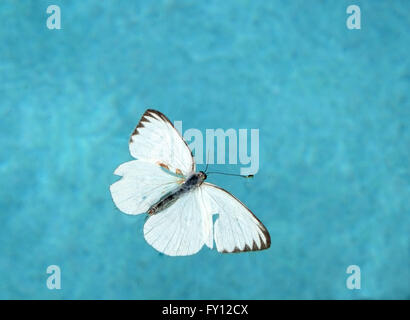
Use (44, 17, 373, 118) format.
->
(110, 160, 180, 215)
(143, 188, 207, 256)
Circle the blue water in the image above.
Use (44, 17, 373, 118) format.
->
(0, 0, 409, 299)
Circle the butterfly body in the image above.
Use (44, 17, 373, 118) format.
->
(148, 171, 207, 215)
(110, 109, 270, 256)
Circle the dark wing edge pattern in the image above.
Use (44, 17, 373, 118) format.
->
(129, 109, 195, 172)
(205, 183, 271, 253)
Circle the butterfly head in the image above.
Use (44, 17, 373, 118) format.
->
(198, 171, 207, 182)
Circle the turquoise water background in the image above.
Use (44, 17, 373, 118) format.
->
(0, 1, 409, 299)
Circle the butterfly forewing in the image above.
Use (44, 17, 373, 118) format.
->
(199, 183, 271, 253)
(129, 109, 195, 177)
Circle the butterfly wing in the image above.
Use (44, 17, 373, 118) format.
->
(200, 182, 271, 253)
(142, 181, 270, 255)
(143, 188, 208, 256)
(111, 109, 195, 215)
(110, 160, 180, 215)
(129, 109, 195, 176)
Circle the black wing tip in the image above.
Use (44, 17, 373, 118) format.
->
(260, 226, 271, 249)
(220, 233, 271, 254)
(145, 108, 161, 114)
(129, 109, 165, 142)
(140, 109, 171, 126)
(145, 109, 169, 121)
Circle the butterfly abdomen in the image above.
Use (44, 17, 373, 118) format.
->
(147, 172, 206, 215)
(148, 192, 178, 215)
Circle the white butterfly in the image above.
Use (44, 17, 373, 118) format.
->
(110, 109, 270, 256)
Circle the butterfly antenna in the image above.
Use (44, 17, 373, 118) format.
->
(206, 171, 254, 179)
(204, 150, 251, 178)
